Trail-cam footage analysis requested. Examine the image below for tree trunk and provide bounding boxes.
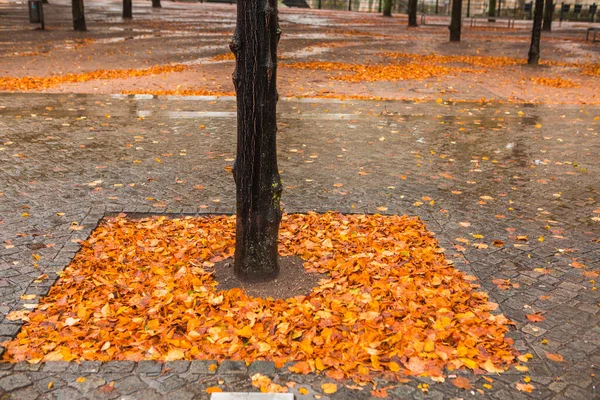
[72,0,86,31]
[449,0,462,41]
[542,0,552,31]
[231,0,282,282]
[528,0,544,64]
[152,0,161,8]
[408,0,418,26]
[383,0,392,16]
[122,0,132,19]
[488,0,496,20]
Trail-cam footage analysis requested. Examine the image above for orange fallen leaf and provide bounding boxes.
[451,376,472,390]
[206,386,222,394]
[515,382,534,392]
[546,353,564,362]
[526,313,545,322]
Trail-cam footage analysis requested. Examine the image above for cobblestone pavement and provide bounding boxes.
[0,93,599,399]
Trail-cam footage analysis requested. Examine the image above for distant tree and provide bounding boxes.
[152,0,161,8]
[230,0,283,282]
[542,0,553,31]
[488,0,496,20]
[72,0,86,31]
[123,0,132,19]
[383,0,392,16]
[528,0,544,64]
[408,0,418,26]
[449,0,462,41]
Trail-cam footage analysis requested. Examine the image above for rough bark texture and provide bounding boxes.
[488,0,496,20]
[72,0,86,31]
[152,0,161,8]
[408,0,418,26]
[383,0,392,16]
[542,0,553,31]
[231,0,282,282]
[528,0,544,64]
[449,0,462,41]
[123,0,132,19]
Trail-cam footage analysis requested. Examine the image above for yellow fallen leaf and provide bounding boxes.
[322,383,337,394]
[76,377,86,383]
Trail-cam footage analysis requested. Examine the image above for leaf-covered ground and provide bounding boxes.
[4,213,517,382]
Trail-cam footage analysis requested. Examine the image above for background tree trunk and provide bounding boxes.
[488,0,496,20]
[383,0,392,16]
[72,0,86,31]
[528,0,544,64]
[122,0,132,19]
[231,0,282,282]
[408,0,418,26]
[542,0,552,31]
[449,0,462,41]
[152,0,161,8]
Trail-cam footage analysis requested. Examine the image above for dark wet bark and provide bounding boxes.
[231,0,282,282]
[408,0,418,26]
[488,0,496,20]
[449,0,462,41]
[72,0,86,31]
[122,0,132,19]
[383,0,392,16]
[528,0,544,64]
[152,0,161,8]
[542,0,552,31]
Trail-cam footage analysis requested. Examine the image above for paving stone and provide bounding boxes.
[188,360,218,375]
[548,380,568,392]
[164,360,191,374]
[99,361,135,374]
[68,361,102,374]
[13,363,41,372]
[114,375,147,395]
[7,385,40,400]
[121,388,163,400]
[41,362,70,373]
[0,372,32,391]
[211,394,293,400]
[70,376,106,393]
[50,386,85,400]
[164,387,196,400]
[0,324,20,337]
[136,361,163,376]
[248,361,276,376]
[33,376,67,393]
[563,385,592,399]
[218,361,248,375]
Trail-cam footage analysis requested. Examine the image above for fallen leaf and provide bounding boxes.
[545,353,564,362]
[321,383,337,394]
[451,376,472,390]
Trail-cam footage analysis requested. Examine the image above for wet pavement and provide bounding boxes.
[0,93,598,398]
[1,0,599,104]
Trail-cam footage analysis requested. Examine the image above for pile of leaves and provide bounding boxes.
[582,63,600,77]
[213,53,236,61]
[380,52,579,69]
[0,64,188,91]
[529,77,580,88]
[282,61,477,82]
[381,52,524,68]
[4,213,517,382]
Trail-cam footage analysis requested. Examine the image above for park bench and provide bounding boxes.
[586,27,598,42]
[469,15,516,28]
